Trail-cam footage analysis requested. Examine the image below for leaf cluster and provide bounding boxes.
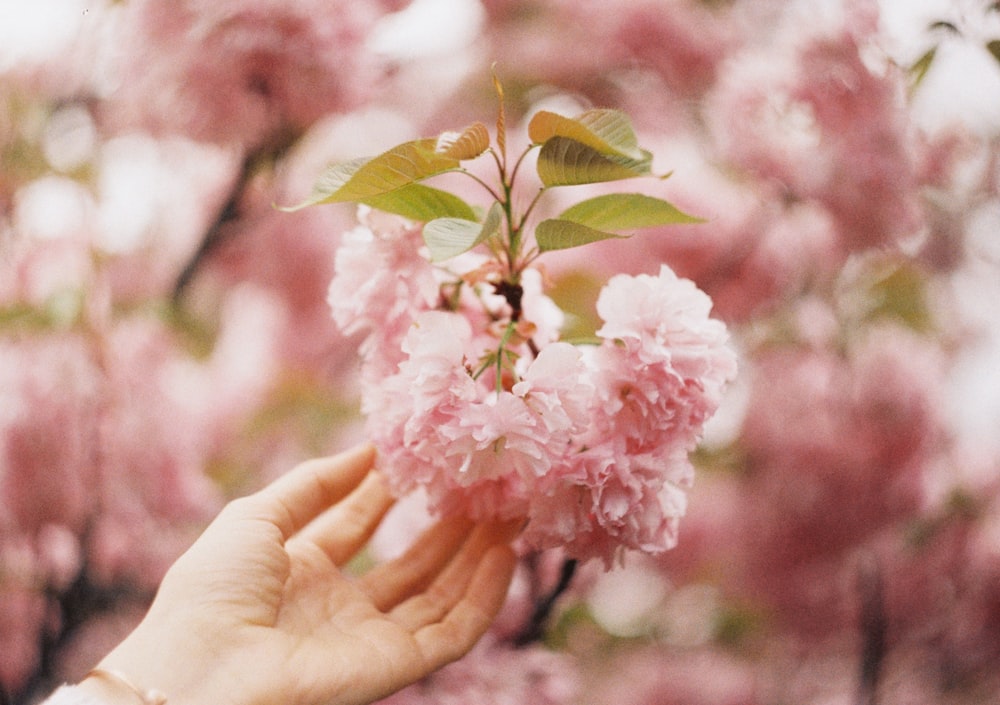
[284,77,701,265]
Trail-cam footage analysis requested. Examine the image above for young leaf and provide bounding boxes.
[910,46,936,88]
[279,157,369,211]
[528,109,644,161]
[535,218,627,252]
[988,39,1000,66]
[492,65,507,164]
[423,201,504,262]
[557,193,703,230]
[436,122,491,160]
[536,137,652,187]
[283,139,460,211]
[363,183,477,222]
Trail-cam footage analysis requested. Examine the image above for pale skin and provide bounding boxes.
[76,444,519,705]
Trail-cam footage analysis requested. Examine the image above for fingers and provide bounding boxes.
[291,470,396,565]
[358,513,476,610]
[251,443,377,541]
[413,542,517,669]
[387,519,521,632]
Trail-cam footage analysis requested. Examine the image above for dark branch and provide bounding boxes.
[170,155,256,305]
[513,557,578,647]
[171,129,300,305]
[856,556,887,705]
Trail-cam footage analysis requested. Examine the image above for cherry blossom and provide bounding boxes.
[103,0,403,150]
[3,0,1000,703]
[335,233,738,564]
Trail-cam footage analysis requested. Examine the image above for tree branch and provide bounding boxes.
[856,555,887,705]
[513,557,578,647]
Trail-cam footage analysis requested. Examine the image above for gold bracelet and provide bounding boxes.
[84,669,167,705]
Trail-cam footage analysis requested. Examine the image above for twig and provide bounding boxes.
[513,557,578,647]
[856,555,887,705]
[171,129,299,304]
[170,154,256,304]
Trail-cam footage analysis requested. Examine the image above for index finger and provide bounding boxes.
[252,443,377,541]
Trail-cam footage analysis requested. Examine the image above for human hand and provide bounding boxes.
[79,444,519,705]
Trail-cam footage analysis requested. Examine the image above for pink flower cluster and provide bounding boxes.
[103,0,403,149]
[707,11,922,253]
[329,212,737,566]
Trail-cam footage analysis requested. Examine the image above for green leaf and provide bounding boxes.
[335,139,460,199]
[423,201,504,262]
[987,39,1000,66]
[362,183,476,221]
[861,259,933,332]
[435,122,491,160]
[536,137,652,187]
[280,157,368,211]
[528,109,644,161]
[910,46,936,88]
[281,139,460,211]
[558,193,703,229]
[535,218,627,252]
[547,271,604,341]
[928,20,958,33]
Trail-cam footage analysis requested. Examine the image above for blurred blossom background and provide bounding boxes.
[2,0,1000,703]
